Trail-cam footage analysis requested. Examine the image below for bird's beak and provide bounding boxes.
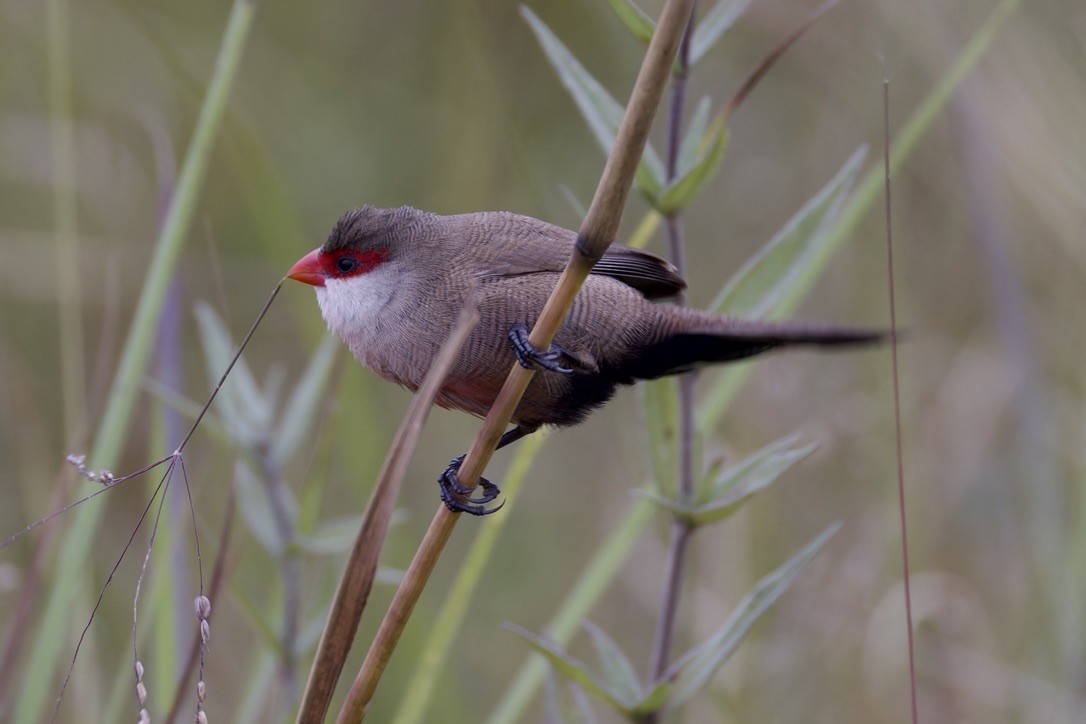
[288,247,326,287]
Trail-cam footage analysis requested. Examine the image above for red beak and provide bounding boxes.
[288,247,326,287]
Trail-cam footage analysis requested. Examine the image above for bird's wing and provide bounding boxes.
[466,213,686,300]
[590,244,687,299]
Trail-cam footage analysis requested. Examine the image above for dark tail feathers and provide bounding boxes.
[622,319,886,380]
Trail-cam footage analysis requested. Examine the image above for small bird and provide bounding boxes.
[289,206,881,514]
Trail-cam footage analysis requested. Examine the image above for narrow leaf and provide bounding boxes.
[666,523,842,707]
[631,681,671,715]
[505,624,632,711]
[521,6,666,197]
[606,0,656,45]
[272,332,338,465]
[568,685,603,724]
[639,378,680,494]
[631,489,696,519]
[710,146,867,318]
[583,622,644,706]
[234,460,294,556]
[297,513,406,555]
[656,121,729,214]
[195,301,271,439]
[706,434,817,498]
[677,96,712,177]
[635,429,814,527]
[690,0,754,65]
[143,379,229,442]
[696,149,866,429]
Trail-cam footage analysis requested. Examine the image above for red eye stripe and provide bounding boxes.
[323,247,390,278]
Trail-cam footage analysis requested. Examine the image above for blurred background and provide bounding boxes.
[1,0,1083,722]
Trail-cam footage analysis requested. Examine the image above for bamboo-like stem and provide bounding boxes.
[14,2,260,720]
[294,305,479,724]
[335,2,697,720]
[647,6,697,709]
[391,431,548,724]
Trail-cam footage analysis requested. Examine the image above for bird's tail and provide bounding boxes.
[622,309,886,380]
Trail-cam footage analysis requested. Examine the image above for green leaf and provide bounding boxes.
[642,433,812,526]
[710,146,867,319]
[143,379,229,442]
[666,523,841,707]
[296,512,406,555]
[632,680,672,716]
[690,0,753,65]
[195,301,272,442]
[582,622,644,707]
[631,490,695,519]
[567,685,603,724]
[677,96,711,177]
[521,6,665,198]
[505,624,632,711]
[272,332,338,465]
[656,120,729,214]
[696,147,867,430]
[709,433,816,500]
[686,437,817,525]
[639,378,680,494]
[606,0,655,45]
[234,459,297,556]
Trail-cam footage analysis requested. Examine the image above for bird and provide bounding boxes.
[288,205,882,514]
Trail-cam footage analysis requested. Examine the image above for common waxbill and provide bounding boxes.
[288,205,881,514]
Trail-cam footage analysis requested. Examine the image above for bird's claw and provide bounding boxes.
[509,323,573,374]
[438,455,505,516]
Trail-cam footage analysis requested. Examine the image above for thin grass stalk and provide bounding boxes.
[163,488,237,724]
[15,2,260,719]
[336,2,696,720]
[695,0,1022,433]
[295,304,480,724]
[647,10,697,701]
[390,432,548,724]
[883,80,919,724]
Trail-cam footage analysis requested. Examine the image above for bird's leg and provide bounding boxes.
[438,424,540,516]
[508,323,574,374]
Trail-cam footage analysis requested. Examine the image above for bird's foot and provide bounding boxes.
[509,323,573,374]
[438,454,505,516]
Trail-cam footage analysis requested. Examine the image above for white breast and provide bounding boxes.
[315,264,403,372]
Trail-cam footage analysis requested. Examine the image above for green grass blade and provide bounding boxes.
[15,2,260,720]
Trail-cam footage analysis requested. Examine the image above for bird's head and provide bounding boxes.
[287,206,413,288]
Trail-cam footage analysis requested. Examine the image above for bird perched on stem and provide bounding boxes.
[288,206,881,514]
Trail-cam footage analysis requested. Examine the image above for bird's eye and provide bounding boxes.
[335,256,357,274]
